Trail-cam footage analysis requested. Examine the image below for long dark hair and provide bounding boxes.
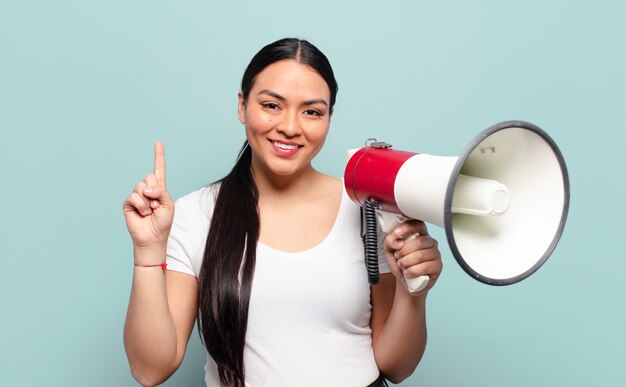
[197,38,338,387]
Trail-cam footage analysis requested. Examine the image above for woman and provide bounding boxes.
[123,38,442,387]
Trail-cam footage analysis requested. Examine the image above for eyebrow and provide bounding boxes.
[257,89,328,107]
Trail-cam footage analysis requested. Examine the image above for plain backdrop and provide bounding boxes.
[1,1,624,386]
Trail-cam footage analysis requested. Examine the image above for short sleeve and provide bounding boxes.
[166,198,196,276]
[166,185,216,277]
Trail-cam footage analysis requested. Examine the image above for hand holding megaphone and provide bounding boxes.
[378,212,431,293]
[346,121,570,288]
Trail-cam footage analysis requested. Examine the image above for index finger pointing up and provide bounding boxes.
[154,141,166,185]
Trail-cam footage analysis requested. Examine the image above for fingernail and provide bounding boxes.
[394,227,403,236]
[144,187,153,194]
[394,251,401,259]
[151,200,159,208]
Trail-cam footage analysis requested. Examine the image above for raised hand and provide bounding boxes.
[123,141,175,257]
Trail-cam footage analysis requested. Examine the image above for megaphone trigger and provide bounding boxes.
[376,210,430,293]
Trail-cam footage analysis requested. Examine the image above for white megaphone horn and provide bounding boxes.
[344,121,570,292]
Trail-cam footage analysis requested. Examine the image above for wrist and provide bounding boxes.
[134,262,168,271]
[396,277,428,304]
[133,243,167,266]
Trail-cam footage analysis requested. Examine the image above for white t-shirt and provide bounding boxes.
[166,183,390,387]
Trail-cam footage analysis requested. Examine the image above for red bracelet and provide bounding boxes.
[134,262,167,271]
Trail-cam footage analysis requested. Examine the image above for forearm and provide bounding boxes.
[124,246,179,385]
[373,279,428,383]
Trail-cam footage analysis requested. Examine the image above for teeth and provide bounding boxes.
[273,141,299,150]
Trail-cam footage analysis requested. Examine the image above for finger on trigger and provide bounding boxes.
[384,233,403,253]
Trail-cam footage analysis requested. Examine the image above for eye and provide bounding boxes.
[304,108,322,117]
[262,102,280,110]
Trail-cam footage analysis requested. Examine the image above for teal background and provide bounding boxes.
[1,0,624,386]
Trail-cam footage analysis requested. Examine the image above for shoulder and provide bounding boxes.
[171,183,222,235]
[174,183,220,218]
[313,174,343,201]
[167,183,220,276]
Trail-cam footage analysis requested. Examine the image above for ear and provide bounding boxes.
[237,91,246,124]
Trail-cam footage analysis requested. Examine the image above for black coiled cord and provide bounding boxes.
[362,199,380,285]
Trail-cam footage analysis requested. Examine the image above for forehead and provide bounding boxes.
[251,60,330,100]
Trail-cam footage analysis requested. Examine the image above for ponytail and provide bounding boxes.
[197,141,258,387]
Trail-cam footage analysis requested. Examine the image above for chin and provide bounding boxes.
[267,160,310,177]
[252,152,313,179]
[270,167,302,177]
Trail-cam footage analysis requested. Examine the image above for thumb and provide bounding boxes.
[142,184,173,206]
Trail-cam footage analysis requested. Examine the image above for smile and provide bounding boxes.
[272,141,300,150]
[269,140,303,156]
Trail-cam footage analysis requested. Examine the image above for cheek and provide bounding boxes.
[245,114,270,135]
[252,110,276,127]
[311,122,330,143]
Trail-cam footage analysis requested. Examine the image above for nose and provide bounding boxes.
[277,110,301,138]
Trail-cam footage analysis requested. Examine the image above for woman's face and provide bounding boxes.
[238,59,332,179]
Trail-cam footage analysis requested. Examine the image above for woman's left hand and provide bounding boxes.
[384,220,443,296]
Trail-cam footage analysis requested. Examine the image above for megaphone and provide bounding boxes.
[344,120,569,292]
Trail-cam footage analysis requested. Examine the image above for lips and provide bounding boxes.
[269,139,302,156]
